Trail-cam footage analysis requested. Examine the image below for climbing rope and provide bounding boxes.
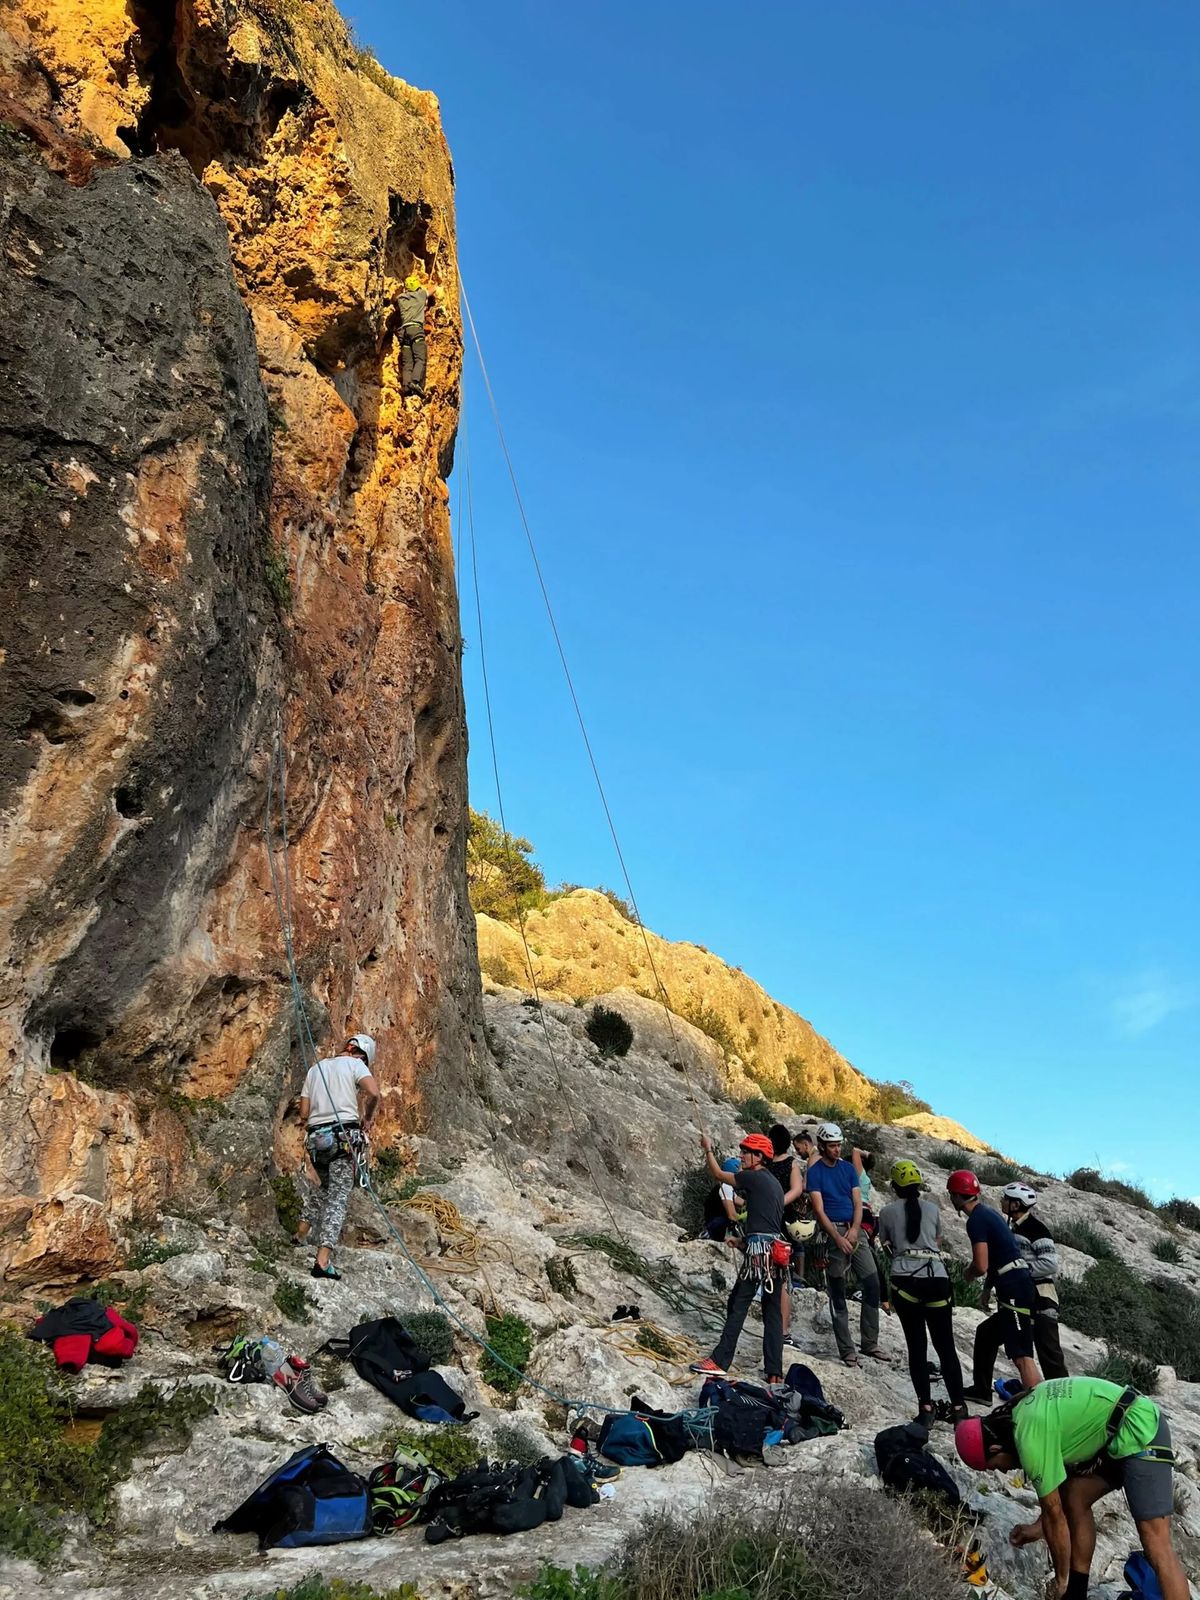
[458,274,703,1112]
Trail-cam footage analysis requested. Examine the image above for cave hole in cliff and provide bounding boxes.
[49,1023,104,1072]
[113,783,145,819]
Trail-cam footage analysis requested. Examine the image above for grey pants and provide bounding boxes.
[301,1152,354,1251]
[824,1226,881,1358]
[401,326,427,393]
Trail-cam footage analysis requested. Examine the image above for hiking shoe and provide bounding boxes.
[287,1356,327,1405]
[689,1358,726,1376]
[278,1366,325,1414]
[961,1385,994,1406]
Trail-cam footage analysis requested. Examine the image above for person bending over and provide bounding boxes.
[955,1376,1188,1600]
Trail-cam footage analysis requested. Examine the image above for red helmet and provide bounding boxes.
[947,1169,981,1199]
[955,1416,988,1470]
[739,1134,774,1159]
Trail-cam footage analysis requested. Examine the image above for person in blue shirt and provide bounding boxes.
[947,1168,1043,1398]
[807,1122,889,1367]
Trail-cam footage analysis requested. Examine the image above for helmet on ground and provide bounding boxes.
[947,1169,981,1199]
[955,1416,988,1471]
[1002,1182,1038,1210]
[890,1158,923,1189]
[721,1157,741,1175]
[739,1133,775,1159]
[816,1122,843,1143]
[346,1033,377,1068]
[404,273,421,290]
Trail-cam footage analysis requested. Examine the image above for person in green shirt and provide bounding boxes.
[955,1376,1187,1599]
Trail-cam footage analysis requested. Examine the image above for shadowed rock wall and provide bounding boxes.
[0,0,484,1282]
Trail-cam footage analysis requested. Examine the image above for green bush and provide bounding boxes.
[273,1278,314,1324]
[273,1173,302,1234]
[586,1005,634,1058]
[0,1334,215,1562]
[735,1095,774,1134]
[680,1002,738,1060]
[1059,1258,1200,1381]
[673,1164,716,1236]
[612,1480,960,1600]
[973,1158,1023,1186]
[466,809,547,920]
[1152,1238,1183,1266]
[384,1425,481,1481]
[870,1079,932,1123]
[944,1256,983,1309]
[482,1313,533,1395]
[253,1575,423,1600]
[927,1145,972,1171]
[396,1309,455,1365]
[597,886,639,924]
[1054,1220,1117,1260]
[1088,1350,1160,1394]
[1066,1167,1154,1211]
[546,1253,579,1298]
[1159,1197,1200,1232]
[521,1568,622,1600]
[124,1237,187,1271]
[490,1421,546,1468]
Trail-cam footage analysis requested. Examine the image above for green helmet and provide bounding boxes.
[405,273,421,291]
[890,1158,923,1189]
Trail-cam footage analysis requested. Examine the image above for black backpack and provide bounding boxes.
[874,1421,961,1507]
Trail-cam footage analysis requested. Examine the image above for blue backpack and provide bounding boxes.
[214,1444,371,1550]
[596,1412,662,1466]
[1122,1550,1163,1599]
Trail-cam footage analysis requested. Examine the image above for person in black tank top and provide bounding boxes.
[767,1125,805,1346]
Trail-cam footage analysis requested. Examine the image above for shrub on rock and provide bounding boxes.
[586,1005,634,1058]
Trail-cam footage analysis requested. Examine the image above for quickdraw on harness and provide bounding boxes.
[305,1122,371,1186]
[742,1234,786,1291]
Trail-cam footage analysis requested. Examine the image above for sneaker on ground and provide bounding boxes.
[781,1335,801,1348]
[581,1457,621,1483]
[689,1357,726,1376]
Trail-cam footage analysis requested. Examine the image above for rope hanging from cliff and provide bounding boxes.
[462,394,632,1249]
[458,275,701,1112]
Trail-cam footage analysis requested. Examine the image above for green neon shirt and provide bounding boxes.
[1013,1377,1160,1499]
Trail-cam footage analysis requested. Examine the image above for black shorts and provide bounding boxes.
[994,1270,1036,1361]
[1094,1415,1175,1522]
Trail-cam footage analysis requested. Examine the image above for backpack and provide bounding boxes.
[597,1412,662,1466]
[368,1449,444,1534]
[327,1318,477,1424]
[214,1444,371,1550]
[873,1422,961,1508]
[784,1362,826,1402]
[1122,1550,1164,1600]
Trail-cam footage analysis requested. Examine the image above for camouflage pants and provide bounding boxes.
[301,1152,354,1251]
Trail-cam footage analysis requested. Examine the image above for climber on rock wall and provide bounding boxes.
[973,1182,1069,1393]
[949,1169,1044,1398]
[956,1377,1190,1600]
[398,272,435,398]
[295,1033,381,1280]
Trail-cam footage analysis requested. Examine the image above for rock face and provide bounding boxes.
[0,0,482,1282]
[478,889,879,1110]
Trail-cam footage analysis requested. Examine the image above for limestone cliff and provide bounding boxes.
[476,889,879,1111]
[0,0,483,1283]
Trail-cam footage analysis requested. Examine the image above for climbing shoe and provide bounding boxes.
[311,1262,342,1281]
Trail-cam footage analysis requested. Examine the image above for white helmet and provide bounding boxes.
[816,1122,843,1143]
[1002,1182,1038,1210]
[346,1032,377,1069]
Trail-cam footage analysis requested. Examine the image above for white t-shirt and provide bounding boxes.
[303,1054,370,1127]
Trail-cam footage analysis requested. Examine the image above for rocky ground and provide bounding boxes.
[4,990,1199,1599]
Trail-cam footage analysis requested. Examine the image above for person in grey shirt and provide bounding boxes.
[877,1158,967,1424]
[397,273,436,398]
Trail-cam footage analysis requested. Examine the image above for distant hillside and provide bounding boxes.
[477,888,922,1120]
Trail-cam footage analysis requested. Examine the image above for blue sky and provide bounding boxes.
[353,2,1200,1199]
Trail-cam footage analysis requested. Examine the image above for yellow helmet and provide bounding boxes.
[404,274,421,291]
[890,1158,923,1189]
